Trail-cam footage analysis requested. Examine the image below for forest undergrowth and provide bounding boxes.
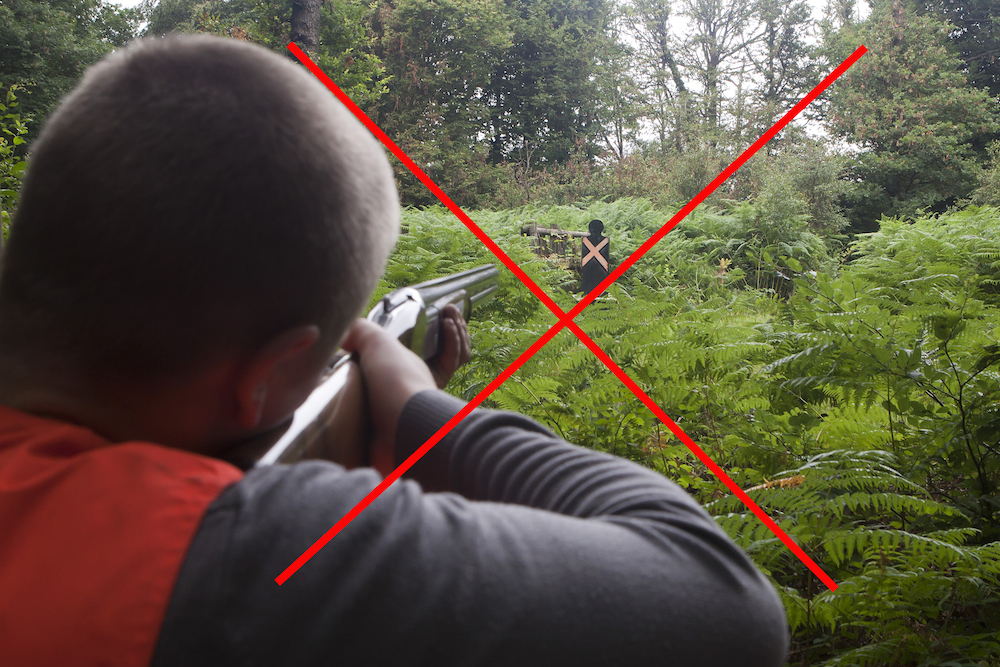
[373,198,1000,666]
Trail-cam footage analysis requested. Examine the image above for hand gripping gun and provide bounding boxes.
[225,264,499,470]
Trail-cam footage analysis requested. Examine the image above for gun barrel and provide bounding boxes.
[245,264,500,469]
[409,265,500,309]
[368,264,499,360]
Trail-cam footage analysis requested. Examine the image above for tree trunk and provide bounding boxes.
[706,55,719,140]
[291,0,321,55]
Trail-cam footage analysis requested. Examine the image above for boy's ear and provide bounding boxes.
[233,325,322,430]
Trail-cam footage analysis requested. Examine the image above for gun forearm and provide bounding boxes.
[245,264,497,469]
[368,264,498,360]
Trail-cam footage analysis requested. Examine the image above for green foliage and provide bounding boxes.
[973,140,1000,208]
[484,0,611,166]
[387,199,1000,665]
[592,12,645,161]
[370,0,615,207]
[485,152,687,210]
[0,86,28,247]
[6,0,997,247]
[917,0,1000,98]
[826,0,1000,230]
[759,210,1000,537]
[0,0,142,144]
[847,207,1000,306]
[368,0,512,207]
[370,0,512,138]
[750,0,819,132]
[636,199,835,299]
[710,449,1000,665]
[145,0,387,107]
[748,144,853,235]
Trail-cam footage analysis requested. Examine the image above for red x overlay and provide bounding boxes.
[277,42,868,591]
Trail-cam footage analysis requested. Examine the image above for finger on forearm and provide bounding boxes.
[460,317,471,364]
[339,319,378,355]
[432,323,450,389]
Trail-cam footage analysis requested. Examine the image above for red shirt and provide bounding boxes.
[0,404,242,666]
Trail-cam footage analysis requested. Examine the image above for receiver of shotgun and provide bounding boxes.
[241,264,499,469]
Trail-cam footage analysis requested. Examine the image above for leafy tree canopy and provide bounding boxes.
[484,0,612,165]
[145,0,387,108]
[0,0,142,144]
[827,0,1000,230]
[918,0,1000,97]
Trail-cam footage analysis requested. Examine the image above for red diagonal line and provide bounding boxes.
[287,44,564,323]
[278,43,865,588]
[276,323,563,585]
[560,318,839,591]
[566,44,868,317]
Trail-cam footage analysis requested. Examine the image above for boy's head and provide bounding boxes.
[0,35,399,386]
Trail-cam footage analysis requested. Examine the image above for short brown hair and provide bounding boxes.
[0,35,399,380]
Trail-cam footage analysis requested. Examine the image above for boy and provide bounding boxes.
[0,35,788,666]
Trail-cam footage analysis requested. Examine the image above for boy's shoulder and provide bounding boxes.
[0,403,243,667]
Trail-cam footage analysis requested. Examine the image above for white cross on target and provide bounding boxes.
[582,237,609,270]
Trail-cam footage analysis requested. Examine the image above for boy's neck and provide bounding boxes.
[0,359,238,455]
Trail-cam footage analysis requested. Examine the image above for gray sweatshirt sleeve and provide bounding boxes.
[152,390,789,667]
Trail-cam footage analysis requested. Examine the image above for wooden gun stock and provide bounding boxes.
[223,265,499,471]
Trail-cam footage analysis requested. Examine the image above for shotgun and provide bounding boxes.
[224,264,499,470]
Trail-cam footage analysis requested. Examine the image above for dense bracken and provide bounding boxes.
[375,200,1000,666]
